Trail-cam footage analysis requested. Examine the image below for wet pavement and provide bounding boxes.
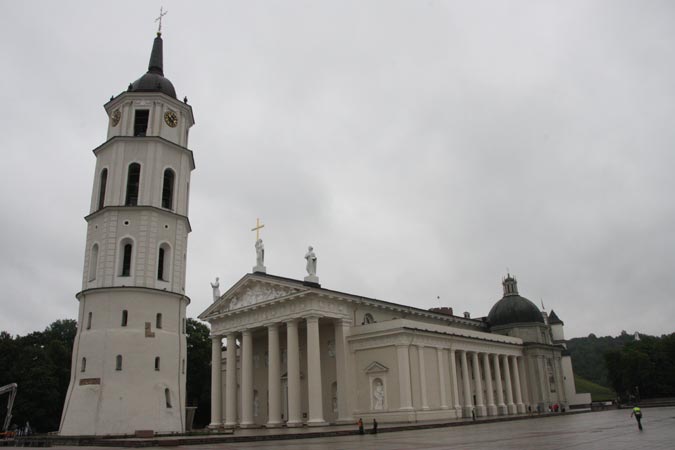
[72,406,675,449]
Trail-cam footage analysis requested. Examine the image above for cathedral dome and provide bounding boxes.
[128,33,176,99]
[487,275,544,327]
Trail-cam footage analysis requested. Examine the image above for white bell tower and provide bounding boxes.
[60,30,195,436]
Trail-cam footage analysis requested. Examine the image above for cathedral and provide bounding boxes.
[59,29,589,436]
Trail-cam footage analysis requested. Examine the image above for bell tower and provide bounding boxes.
[60,30,195,436]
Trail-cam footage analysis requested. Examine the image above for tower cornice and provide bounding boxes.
[92,135,196,171]
[76,286,191,305]
[84,205,192,233]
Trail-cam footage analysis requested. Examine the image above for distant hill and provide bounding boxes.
[566,331,637,387]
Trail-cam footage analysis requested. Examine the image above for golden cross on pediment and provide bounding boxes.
[251,218,265,240]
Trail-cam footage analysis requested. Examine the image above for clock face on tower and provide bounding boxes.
[164,110,178,128]
[110,109,121,127]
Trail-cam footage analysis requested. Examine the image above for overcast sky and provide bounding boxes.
[1,1,673,339]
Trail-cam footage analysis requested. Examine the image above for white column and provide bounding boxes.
[471,352,486,417]
[285,320,302,427]
[502,354,516,414]
[418,346,429,410]
[266,323,282,427]
[518,356,530,410]
[460,350,473,417]
[224,332,238,427]
[306,316,327,426]
[240,330,254,427]
[436,348,449,409]
[396,344,413,410]
[334,319,352,423]
[482,353,496,416]
[511,356,525,413]
[208,336,223,428]
[493,353,506,415]
[449,349,461,411]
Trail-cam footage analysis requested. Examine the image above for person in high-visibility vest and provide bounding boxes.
[630,405,643,430]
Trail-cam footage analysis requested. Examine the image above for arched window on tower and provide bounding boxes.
[164,388,172,408]
[81,357,87,373]
[155,356,160,371]
[121,310,128,327]
[86,312,92,330]
[156,313,163,329]
[157,243,171,281]
[120,240,133,277]
[98,168,108,210]
[116,355,123,371]
[88,243,99,281]
[125,163,141,206]
[161,169,175,210]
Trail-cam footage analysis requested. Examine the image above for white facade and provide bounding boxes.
[59,33,195,436]
[200,273,590,428]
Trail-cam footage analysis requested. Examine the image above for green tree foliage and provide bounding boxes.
[605,333,675,400]
[185,318,211,428]
[566,332,635,387]
[0,320,77,433]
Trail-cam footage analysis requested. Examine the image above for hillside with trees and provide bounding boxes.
[568,331,675,401]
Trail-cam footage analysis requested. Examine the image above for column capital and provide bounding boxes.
[241,329,252,337]
[263,322,280,330]
[304,315,321,323]
[284,318,299,326]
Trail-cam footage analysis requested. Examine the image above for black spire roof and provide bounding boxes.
[128,33,176,98]
[548,310,564,325]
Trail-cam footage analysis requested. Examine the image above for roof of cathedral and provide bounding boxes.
[128,32,177,98]
[487,275,545,327]
[548,309,564,325]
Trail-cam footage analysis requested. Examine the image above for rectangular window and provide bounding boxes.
[134,109,149,136]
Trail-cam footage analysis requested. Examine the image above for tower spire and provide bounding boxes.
[147,32,164,76]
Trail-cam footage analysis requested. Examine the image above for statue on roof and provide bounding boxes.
[210,277,221,302]
[305,246,317,276]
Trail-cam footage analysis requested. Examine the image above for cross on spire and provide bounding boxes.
[251,218,265,240]
[155,7,168,34]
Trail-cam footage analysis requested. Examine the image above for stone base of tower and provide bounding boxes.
[60,288,188,436]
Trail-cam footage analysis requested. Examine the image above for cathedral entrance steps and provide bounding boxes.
[39,410,590,447]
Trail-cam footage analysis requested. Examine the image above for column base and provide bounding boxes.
[487,404,498,416]
[475,405,487,417]
[336,418,354,424]
[516,403,526,414]
[507,404,517,415]
[462,406,474,418]
[224,422,237,429]
[265,421,283,428]
[208,422,223,430]
[497,404,508,415]
[286,420,304,428]
[239,422,257,429]
[307,420,329,427]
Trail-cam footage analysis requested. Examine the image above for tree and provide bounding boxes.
[0,320,77,433]
[185,318,211,428]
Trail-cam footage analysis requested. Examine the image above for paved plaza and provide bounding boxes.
[72,407,674,450]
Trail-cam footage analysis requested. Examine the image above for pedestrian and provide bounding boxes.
[372,418,378,434]
[630,405,643,431]
[358,418,364,435]
[471,407,476,421]
[527,405,532,415]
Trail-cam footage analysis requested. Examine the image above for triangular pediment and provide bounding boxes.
[199,274,307,319]
[364,361,389,374]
